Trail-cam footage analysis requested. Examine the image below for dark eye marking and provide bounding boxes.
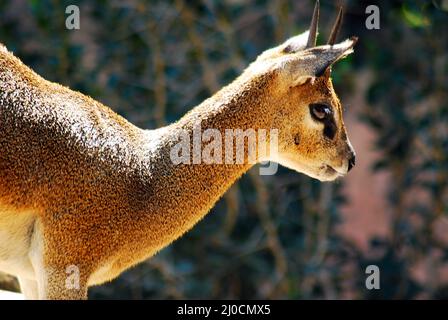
[323,121,337,140]
[309,103,337,140]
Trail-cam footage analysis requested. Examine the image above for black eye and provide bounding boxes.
[310,103,332,121]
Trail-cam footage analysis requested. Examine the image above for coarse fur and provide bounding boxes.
[0,22,357,298]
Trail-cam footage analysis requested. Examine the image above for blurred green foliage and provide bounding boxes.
[0,0,447,299]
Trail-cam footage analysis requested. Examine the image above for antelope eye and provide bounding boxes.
[310,103,332,121]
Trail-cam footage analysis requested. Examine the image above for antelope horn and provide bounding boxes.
[306,0,320,48]
[327,6,343,45]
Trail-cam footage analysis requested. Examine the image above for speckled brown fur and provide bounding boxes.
[0,30,356,299]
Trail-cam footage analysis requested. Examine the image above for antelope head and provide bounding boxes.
[248,2,357,181]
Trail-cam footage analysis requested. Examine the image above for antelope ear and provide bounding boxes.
[256,30,311,62]
[286,37,358,87]
[281,31,311,54]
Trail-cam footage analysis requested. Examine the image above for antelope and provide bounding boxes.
[0,2,357,299]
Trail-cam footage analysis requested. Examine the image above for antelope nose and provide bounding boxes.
[347,153,356,172]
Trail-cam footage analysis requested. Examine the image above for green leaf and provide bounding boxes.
[401,5,431,28]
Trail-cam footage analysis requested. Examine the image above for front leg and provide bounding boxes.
[29,219,90,300]
[35,265,89,300]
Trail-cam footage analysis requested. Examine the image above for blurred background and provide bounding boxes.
[0,0,447,299]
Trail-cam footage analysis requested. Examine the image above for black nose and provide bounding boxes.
[348,153,356,172]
